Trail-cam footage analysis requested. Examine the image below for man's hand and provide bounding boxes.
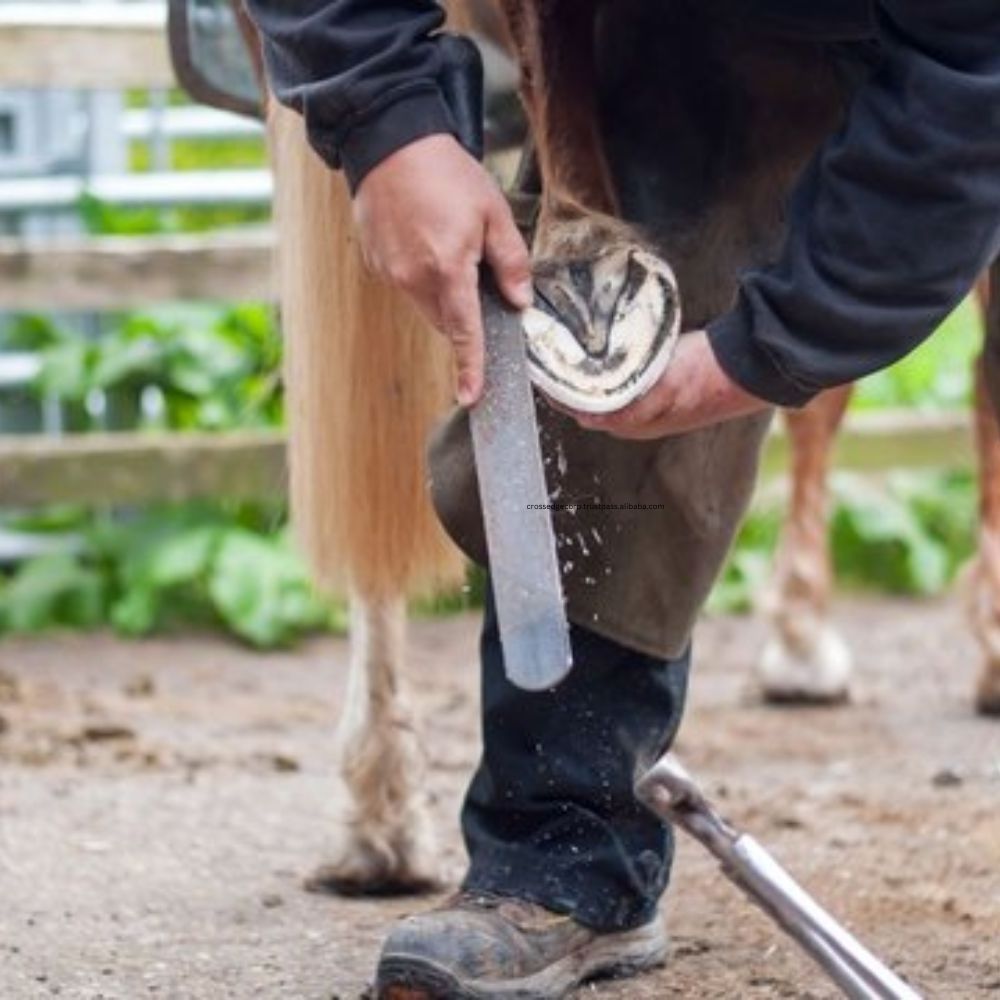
[353,134,533,406]
[571,331,770,439]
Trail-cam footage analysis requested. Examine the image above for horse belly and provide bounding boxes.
[595,1,856,326]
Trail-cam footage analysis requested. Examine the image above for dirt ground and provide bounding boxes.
[1,598,998,1000]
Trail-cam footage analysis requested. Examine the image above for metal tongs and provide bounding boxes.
[635,755,923,1000]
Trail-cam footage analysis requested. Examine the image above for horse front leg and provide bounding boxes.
[757,387,854,704]
[965,266,1000,716]
[306,594,441,895]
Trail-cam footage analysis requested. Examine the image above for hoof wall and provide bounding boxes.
[526,246,680,414]
[975,672,1000,717]
[304,862,441,899]
[756,627,853,707]
[762,686,850,708]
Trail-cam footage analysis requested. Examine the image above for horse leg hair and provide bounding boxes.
[267,98,460,894]
[757,388,855,704]
[306,596,441,894]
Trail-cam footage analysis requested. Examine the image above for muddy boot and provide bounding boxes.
[375,891,668,999]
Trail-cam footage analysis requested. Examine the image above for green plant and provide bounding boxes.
[3,282,987,642]
[708,293,984,613]
[130,136,267,173]
[830,476,948,594]
[0,503,346,648]
[707,504,783,614]
[851,296,981,412]
[23,303,283,431]
[78,188,269,237]
[830,470,975,593]
[0,314,64,351]
[208,528,335,647]
[0,553,108,632]
[708,469,978,613]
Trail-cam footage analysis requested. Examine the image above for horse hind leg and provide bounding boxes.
[965,265,1000,716]
[306,596,441,896]
[267,101,461,895]
[504,1,854,699]
[757,387,855,704]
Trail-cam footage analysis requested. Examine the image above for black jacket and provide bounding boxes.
[245,0,1000,407]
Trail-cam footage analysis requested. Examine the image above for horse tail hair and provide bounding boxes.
[267,101,464,601]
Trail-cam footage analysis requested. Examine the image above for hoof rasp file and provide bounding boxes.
[470,283,573,691]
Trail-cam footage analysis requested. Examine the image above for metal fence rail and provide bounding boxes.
[121,106,262,141]
[0,170,271,213]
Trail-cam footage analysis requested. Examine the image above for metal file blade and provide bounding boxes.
[471,282,573,691]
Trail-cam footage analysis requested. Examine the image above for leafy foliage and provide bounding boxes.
[208,529,335,646]
[707,295,983,614]
[0,115,288,644]
[78,191,269,236]
[707,469,978,615]
[0,504,345,648]
[1,554,107,632]
[851,297,980,412]
[13,303,283,431]
[1,148,986,648]
[706,504,783,615]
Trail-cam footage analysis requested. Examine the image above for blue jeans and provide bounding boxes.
[461,581,691,932]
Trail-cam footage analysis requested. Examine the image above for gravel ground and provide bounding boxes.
[1,598,998,999]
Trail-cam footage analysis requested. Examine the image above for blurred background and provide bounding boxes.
[0,0,987,650]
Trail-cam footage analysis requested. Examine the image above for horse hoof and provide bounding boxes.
[304,842,443,898]
[756,626,853,706]
[975,668,1000,717]
[524,246,680,414]
[304,862,442,898]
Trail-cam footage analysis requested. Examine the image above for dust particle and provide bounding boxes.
[268,753,301,773]
[77,724,136,743]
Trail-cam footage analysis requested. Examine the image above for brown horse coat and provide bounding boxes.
[431,6,861,657]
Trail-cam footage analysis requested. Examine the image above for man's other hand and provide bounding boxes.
[571,331,770,439]
[353,134,533,406]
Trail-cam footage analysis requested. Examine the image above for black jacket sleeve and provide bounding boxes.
[708,0,1000,406]
[243,0,456,191]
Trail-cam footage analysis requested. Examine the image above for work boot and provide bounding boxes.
[374,891,668,999]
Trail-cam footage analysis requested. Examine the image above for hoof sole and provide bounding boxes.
[527,246,680,414]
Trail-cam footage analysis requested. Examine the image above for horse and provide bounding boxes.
[223,0,999,898]
[757,271,1000,715]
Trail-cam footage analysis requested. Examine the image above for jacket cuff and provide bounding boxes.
[317,86,458,194]
[706,297,820,409]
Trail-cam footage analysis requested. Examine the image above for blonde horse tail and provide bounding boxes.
[267,101,464,601]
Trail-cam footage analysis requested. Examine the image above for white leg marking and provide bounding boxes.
[308,595,441,894]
